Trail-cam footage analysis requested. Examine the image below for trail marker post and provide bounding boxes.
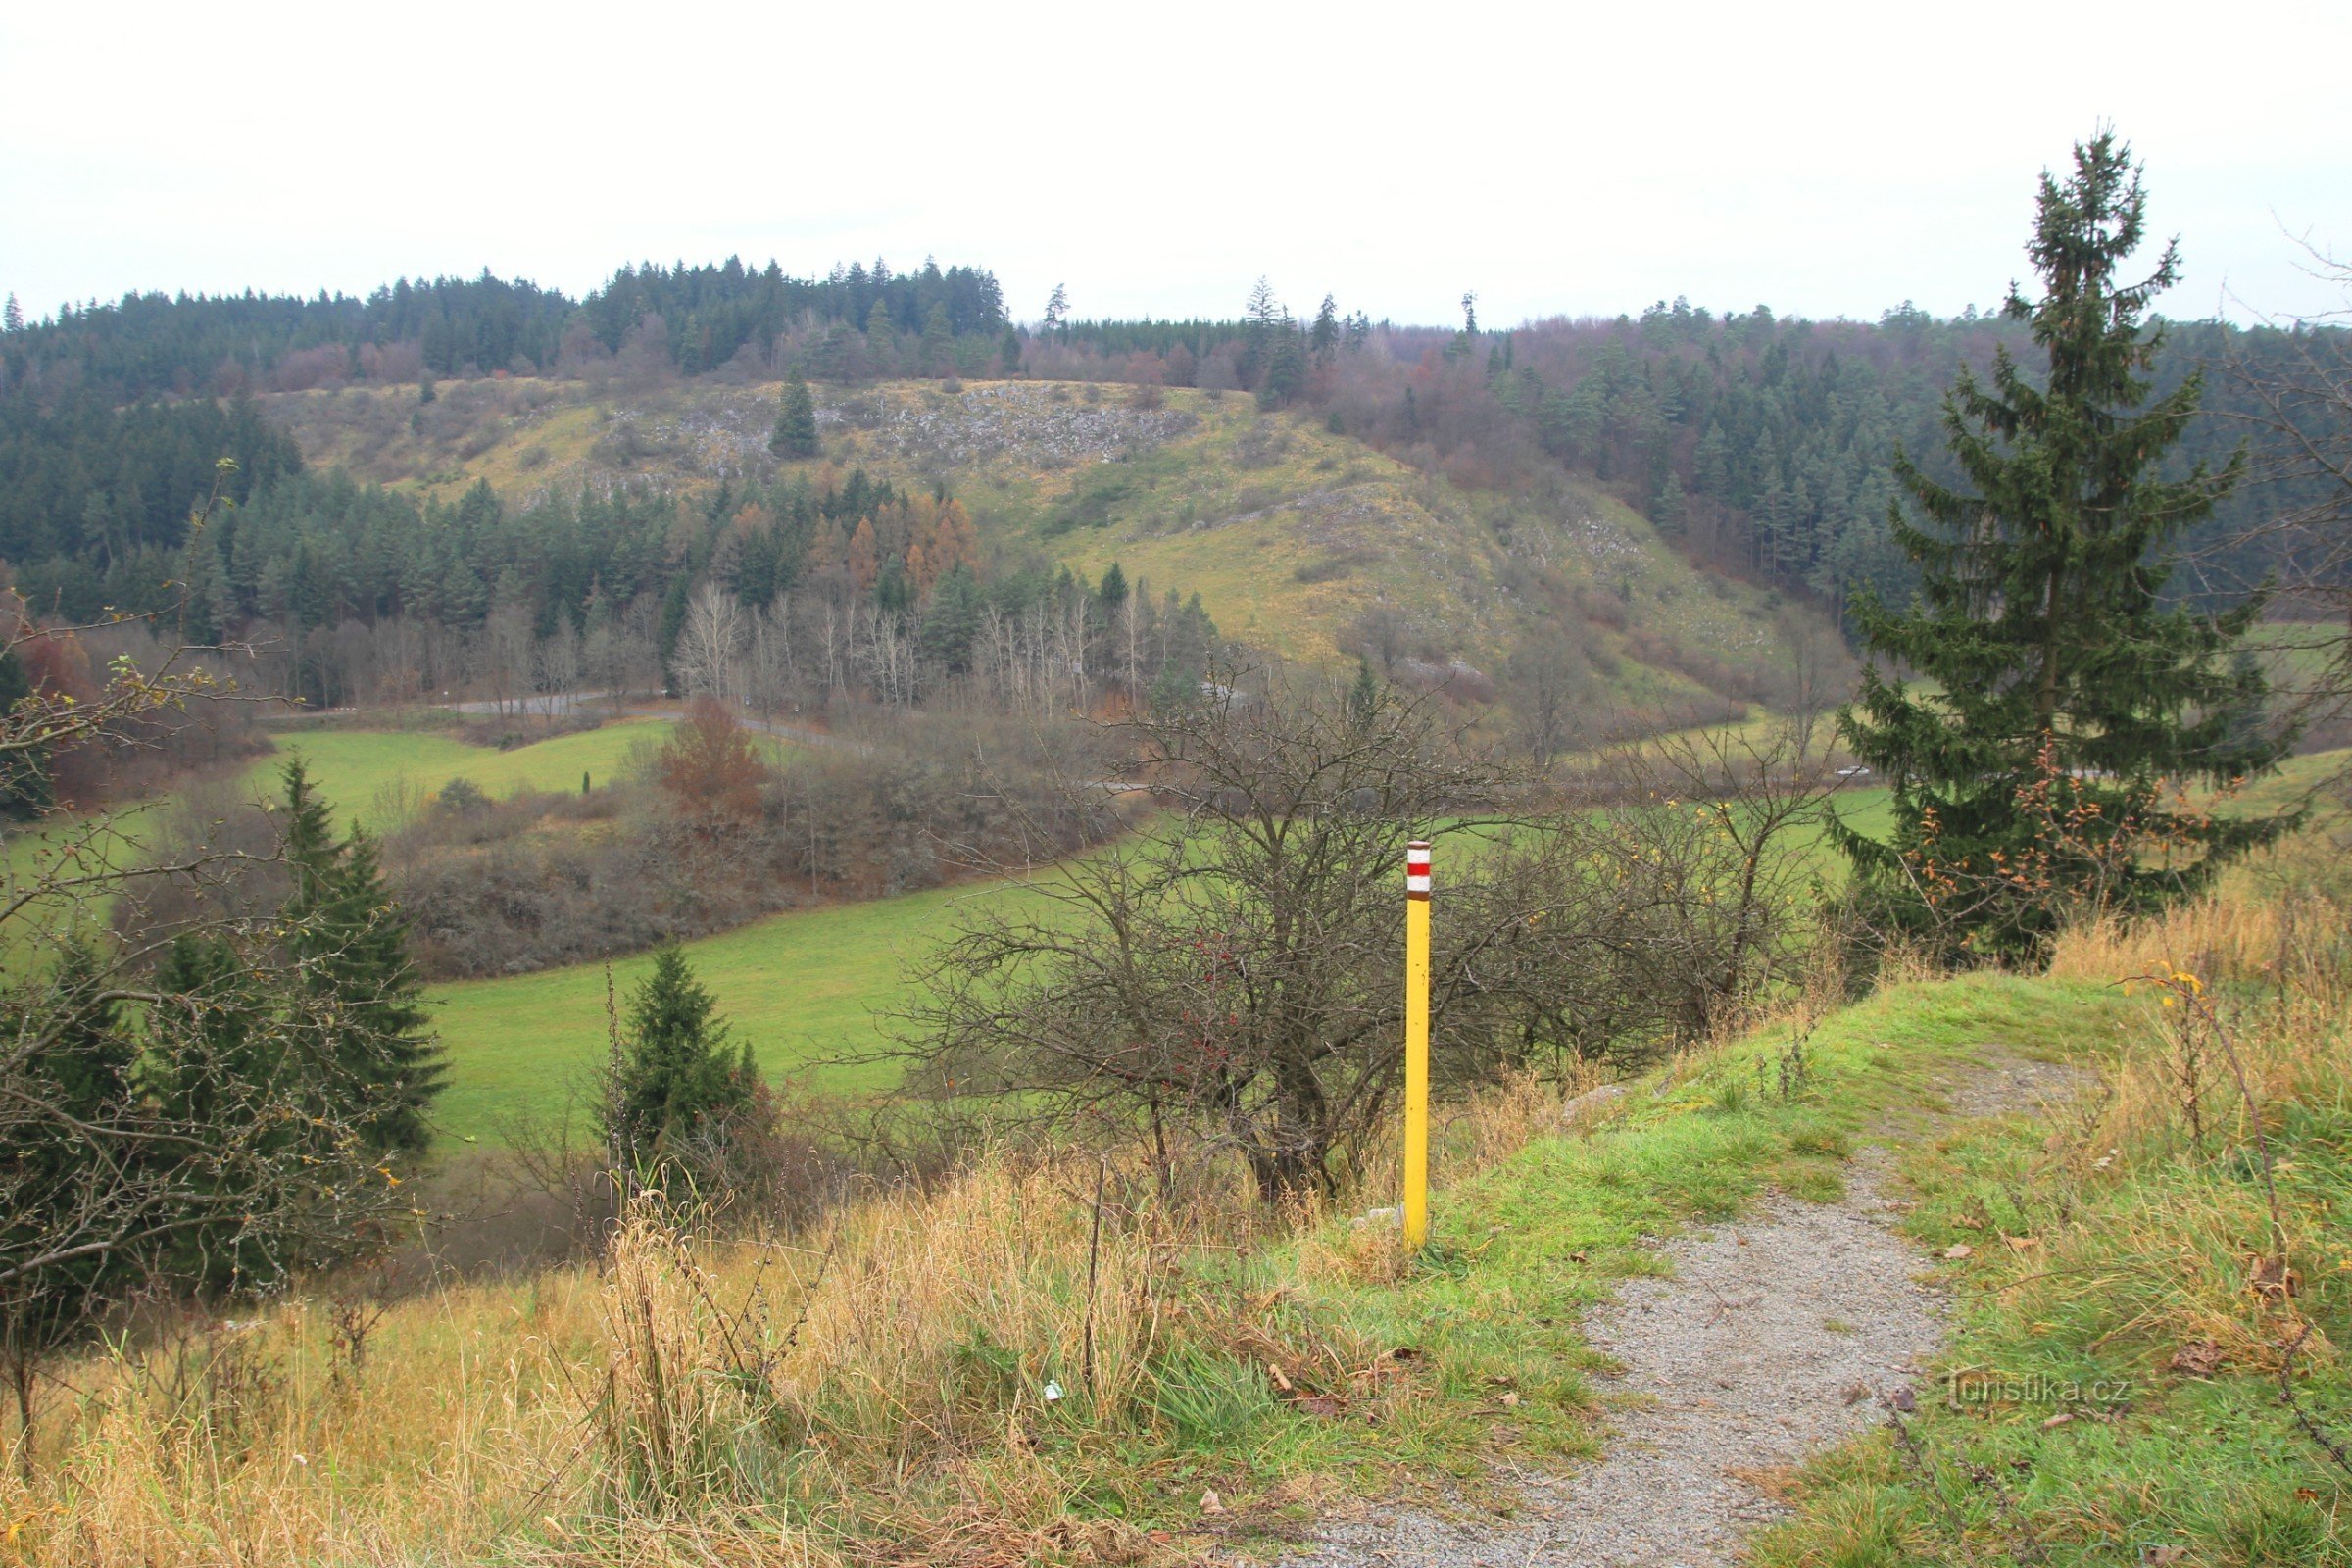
[1402,839,1432,1249]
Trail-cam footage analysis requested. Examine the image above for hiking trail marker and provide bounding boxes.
[1403,839,1431,1249]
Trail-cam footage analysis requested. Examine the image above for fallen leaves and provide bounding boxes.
[2167,1339,2226,1378]
[1943,1243,1975,1260]
[2247,1253,2303,1299]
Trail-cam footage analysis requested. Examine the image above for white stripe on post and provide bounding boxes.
[1406,841,1431,898]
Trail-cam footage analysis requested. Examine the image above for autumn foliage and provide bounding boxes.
[658,699,766,825]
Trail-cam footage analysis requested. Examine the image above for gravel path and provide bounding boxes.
[1290,1049,2088,1568]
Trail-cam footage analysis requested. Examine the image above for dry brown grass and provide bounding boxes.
[1982,847,2352,1380]
[0,1062,1594,1566]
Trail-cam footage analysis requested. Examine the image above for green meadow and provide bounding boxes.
[423,873,1063,1144]
[245,716,722,827]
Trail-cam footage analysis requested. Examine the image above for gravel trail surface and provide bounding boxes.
[1289,1050,2087,1568]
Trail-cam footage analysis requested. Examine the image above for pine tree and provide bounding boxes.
[279,757,444,1153]
[1653,471,1688,539]
[769,378,820,460]
[1000,327,1024,376]
[1446,291,1479,362]
[1309,294,1340,360]
[2,294,22,334]
[1348,658,1380,728]
[1097,561,1128,611]
[1834,133,2287,961]
[918,301,955,378]
[599,945,756,1171]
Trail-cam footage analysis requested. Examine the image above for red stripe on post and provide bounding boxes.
[1406,840,1431,900]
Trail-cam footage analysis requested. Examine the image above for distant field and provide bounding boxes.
[238,715,750,827]
[425,871,1056,1144]
[2,716,701,959]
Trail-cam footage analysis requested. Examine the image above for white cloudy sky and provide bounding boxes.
[4,0,2347,330]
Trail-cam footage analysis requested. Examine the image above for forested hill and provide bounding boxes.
[2,259,2337,635]
[1037,296,2337,612]
[0,256,1009,401]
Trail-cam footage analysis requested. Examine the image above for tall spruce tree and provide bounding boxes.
[279,757,443,1152]
[1834,133,2287,961]
[769,378,820,460]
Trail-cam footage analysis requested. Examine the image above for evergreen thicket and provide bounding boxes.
[1834,134,2290,961]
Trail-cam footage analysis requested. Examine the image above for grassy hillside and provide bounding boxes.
[262,376,1821,711]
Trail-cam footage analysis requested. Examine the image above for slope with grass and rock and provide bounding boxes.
[260,375,1831,719]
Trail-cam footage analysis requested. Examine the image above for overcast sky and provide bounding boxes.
[5,0,2348,331]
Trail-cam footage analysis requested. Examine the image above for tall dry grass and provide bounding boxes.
[2004,839,2352,1380]
[0,1067,1583,1567]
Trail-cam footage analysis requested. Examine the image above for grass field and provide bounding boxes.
[423,871,1059,1143]
[241,716,747,827]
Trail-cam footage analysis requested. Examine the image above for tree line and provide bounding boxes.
[0,255,1009,403]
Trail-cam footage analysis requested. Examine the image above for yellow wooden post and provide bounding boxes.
[1403,840,1432,1249]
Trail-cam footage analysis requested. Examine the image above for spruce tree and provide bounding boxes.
[769,378,820,460]
[918,301,955,377]
[1,945,135,1435]
[0,646,47,819]
[279,757,443,1153]
[599,945,756,1172]
[1309,294,1341,360]
[864,300,897,371]
[1348,658,1381,728]
[1834,133,2287,961]
[143,934,288,1291]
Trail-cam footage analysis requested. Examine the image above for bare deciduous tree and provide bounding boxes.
[671,583,746,703]
[897,674,1831,1201]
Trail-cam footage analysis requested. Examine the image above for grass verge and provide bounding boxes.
[1754,873,2352,1567]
